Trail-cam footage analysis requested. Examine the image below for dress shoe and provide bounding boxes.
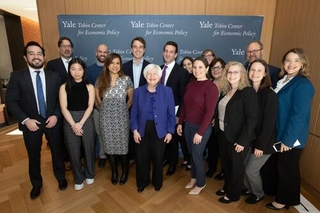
[137,187,144,193]
[266,202,289,210]
[214,172,225,180]
[162,159,170,167]
[185,178,196,189]
[30,186,42,199]
[98,159,107,168]
[206,170,214,178]
[154,186,161,191]
[185,165,191,171]
[241,188,252,196]
[188,184,206,195]
[181,161,188,167]
[119,173,128,185]
[166,165,176,176]
[58,179,68,190]
[215,189,226,196]
[245,195,264,204]
[74,181,85,191]
[218,196,238,204]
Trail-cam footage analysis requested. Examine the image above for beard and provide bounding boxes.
[27,59,44,69]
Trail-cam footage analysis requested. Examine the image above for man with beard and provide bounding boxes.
[6,41,67,199]
[123,37,150,167]
[244,41,280,88]
[47,37,74,83]
[87,44,109,168]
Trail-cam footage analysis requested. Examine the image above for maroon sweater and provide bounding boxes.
[179,80,219,135]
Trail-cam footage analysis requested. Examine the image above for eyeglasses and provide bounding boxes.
[227,71,241,75]
[60,44,72,49]
[246,49,262,55]
[211,66,223,71]
[202,54,213,58]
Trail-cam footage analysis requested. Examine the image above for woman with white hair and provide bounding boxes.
[130,64,176,193]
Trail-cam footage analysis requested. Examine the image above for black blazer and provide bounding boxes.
[217,87,258,147]
[47,58,68,83]
[161,63,190,116]
[123,59,150,87]
[253,88,278,154]
[6,68,62,131]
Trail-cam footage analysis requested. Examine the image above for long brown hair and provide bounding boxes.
[97,53,124,97]
[248,59,272,89]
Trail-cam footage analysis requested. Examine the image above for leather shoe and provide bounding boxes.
[266,202,289,210]
[166,165,176,176]
[214,172,225,180]
[162,159,170,167]
[30,186,42,199]
[245,195,264,204]
[241,188,252,196]
[154,186,161,191]
[98,159,107,168]
[137,187,144,193]
[58,179,68,190]
[218,196,237,204]
[216,189,226,196]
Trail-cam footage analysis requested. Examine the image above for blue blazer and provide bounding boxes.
[276,75,314,148]
[130,84,176,138]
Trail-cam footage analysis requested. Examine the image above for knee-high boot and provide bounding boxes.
[119,154,129,185]
[108,154,118,185]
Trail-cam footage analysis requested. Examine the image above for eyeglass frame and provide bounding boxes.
[245,48,262,55]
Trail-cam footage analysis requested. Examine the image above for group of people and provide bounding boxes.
[6,37,314,212]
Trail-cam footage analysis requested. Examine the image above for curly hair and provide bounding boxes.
[220,61,251,95]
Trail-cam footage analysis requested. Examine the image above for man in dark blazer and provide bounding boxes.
[47,36,74,83]
[123,37,150,165]
[6,41,67,200]
[244,41,280,88]
[160,41,190,176]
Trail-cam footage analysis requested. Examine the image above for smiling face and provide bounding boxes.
[283,52,303,78]
[249,61,266,83]
[146,67,160,86]
[211,61,223,79]
[227,65,242,86]
[24,45,45,69]
[182,58,193,73]
[131,40,145,60]
[96,44,109,63]
[59,39,73,59]
[193,59,208,81]
[246,42,263,63]
[70,63,84,82]
[108,57,121,75]
[163,44,177,64]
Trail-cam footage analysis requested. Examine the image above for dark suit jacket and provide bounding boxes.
[161,63,190,116]
[47,58,68,83]
[253,88,278,154]
[276,75,314,148]
[6,68,62,131]
[217,87,258,147]
[123,59,150,87]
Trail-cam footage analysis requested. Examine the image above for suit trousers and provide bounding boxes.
[163,125,179,166]
[206,127,220,173]
[244,153,271,198]
[93,108,106,159]
[22,117,65,187]
[218,129,248,201]
[136,120,166,188]
[64,111,95,184]
[275,148,301,205]
[184,121,211,187]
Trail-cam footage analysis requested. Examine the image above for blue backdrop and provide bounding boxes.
[58,15,263,66]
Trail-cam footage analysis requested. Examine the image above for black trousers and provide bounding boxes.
[163,124,179,166]
[218,129,248,201]
[135,120,166,188]
[275,148,301,205]
[23,118,65,187]
[206,127,220,173]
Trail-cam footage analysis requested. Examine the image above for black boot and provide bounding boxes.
[119,155,129,185]
[108,155,118,185]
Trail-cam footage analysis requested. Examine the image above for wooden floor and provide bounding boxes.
[0,124,319,213]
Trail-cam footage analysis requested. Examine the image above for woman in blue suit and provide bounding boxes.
[266,48,315,210]
[130,64,176,193]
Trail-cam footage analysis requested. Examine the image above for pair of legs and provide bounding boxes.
[107,154,129,185]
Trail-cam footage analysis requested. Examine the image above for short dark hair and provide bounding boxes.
[247,41,263,50]
[208,57,226,79]
[58,37,74,48]
[201,49,215,58]
[23,41,45,56]
[131,37,146,49]
[163,41,178,53]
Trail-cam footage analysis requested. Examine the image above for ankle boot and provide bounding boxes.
[108,155,118,185]
[119,154,129,185]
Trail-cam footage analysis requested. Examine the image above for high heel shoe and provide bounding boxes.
[188,184,206,195]
[266,202,289,210]
[185,178,196,189]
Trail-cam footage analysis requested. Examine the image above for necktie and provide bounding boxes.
[35,71,46,118]
[160,65,168,85]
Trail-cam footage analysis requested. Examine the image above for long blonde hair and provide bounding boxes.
[220,61,251,95]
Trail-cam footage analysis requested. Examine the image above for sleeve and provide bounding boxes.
[166,87,176,134]
[130,88,139,132]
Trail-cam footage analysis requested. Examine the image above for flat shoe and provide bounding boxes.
[216,189,226,196]
[188,184,206,195]
[266,202,289,210]
[218,196,237,204]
